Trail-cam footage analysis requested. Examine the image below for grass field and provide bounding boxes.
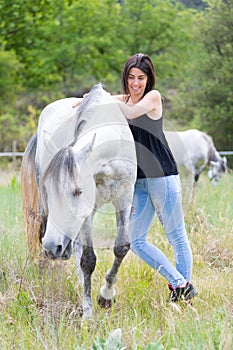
[0,171,232,349]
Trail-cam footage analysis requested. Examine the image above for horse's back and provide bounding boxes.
[180,129,209,163]
[165,131,190,164]
[166,129,209,164]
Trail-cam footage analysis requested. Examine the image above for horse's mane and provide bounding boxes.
[40,147,78,204]
[73,83,107,141]
[201,132,219,163]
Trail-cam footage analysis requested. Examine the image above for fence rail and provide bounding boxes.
[218,151,233,155]
[0,152,25,157]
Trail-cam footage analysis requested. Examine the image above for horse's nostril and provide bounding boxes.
[56,245,63,256]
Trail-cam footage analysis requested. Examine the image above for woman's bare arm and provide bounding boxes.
[113,90,162,120]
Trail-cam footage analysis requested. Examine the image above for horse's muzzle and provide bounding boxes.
[43,239,72,260]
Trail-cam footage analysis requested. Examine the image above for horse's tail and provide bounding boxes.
[21,132,41,256]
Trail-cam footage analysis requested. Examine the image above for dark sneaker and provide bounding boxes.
[169,282,198,302]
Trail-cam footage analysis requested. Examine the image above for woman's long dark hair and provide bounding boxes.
[121,53,156,102]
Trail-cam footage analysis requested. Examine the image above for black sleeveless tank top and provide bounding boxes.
[129,115,178,178]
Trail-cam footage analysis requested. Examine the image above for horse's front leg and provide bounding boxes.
[75,215,96,319]
[81,244,96,319]
[98,206,131,308]
[73,239,83,284]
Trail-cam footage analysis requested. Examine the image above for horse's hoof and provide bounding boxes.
[97,295,116,309]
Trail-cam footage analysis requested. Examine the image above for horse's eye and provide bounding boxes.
[72,188,82,197]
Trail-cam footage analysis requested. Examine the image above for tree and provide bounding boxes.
[0,0,198,152]
[170,0,233,154]
[119,0,195,85]
[0,49,22,106]
[178,0,207,9]
[0,0,195,93]
[196,0,233,147]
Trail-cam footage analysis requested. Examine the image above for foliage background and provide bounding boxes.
[0,0,232,166]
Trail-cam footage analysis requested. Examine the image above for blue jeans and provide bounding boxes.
[129,175,193,289]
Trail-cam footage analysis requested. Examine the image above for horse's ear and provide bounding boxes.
[76,133,96,165]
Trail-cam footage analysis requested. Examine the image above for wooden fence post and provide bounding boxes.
[12,140,17,170]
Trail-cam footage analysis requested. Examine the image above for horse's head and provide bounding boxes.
[208,156,227,183]
[41,138,96,260]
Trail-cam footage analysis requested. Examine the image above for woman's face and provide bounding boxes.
[127,67,148,100]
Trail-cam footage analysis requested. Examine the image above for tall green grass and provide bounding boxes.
[0,173,232,349]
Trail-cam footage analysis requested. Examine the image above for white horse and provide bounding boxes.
[21,83,137,319]
[165,129,227,183]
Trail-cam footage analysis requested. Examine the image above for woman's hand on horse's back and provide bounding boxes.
[72,98,83,108]
[72,93,91,108]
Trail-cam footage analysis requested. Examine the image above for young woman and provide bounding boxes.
[113,53,198,302]
[73,53,198,302]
